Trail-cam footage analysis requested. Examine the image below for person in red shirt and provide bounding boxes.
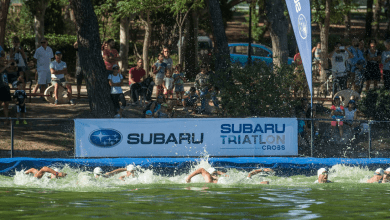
[103,39,120,73]
[129,58,146,104]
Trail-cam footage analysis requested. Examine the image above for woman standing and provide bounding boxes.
[364,39,381,90]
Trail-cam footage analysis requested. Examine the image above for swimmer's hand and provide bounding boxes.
[185,177,191,183]
[57,172,67,178]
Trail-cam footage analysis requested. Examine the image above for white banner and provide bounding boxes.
[75,118,298,157]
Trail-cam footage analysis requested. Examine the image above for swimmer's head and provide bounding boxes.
[317,168,328,177]
[207,167,216,174]
[94,167,103,178]
[375,168,384,176]
[127,165,135,172]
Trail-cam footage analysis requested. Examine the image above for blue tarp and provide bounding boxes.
[1,157,390,176]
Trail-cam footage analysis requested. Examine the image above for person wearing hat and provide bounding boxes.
[50,51,75,105]
[32,37,54,94]
[108,64,126,118]
[314,168,332,183]
[93,165,136,180]
[25,166,67,179]
[367,168,384,183]
[247,168,274,184]
[330,96,345,141]
[185,167,227,183]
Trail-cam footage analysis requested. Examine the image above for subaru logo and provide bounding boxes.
[89,129,122,148]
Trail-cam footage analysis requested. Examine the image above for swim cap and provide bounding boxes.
[127,165,135,171]
[94,167,103,177]
[375,168,384,175]
[207,167,216,174]
[317,168,328,177]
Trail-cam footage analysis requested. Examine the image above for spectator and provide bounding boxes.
[148,94,166,116]
[195,64,210,113]
[182,87,199,112]
[295,98,318,136]
[15,70,26,89]
[74,41,84,99]
[13,81,27,125]
[364,39,381,90]
[10,36,28,72]
[382,39,390,90]
[145,110,153,118]
[347,38,365,91]
[163,69,174,100]
[328,42,354,94]
[173,64,186,105]
[32,38,53,94]
[50,51,74,105]
[5,61,18,86]
[152,53,167,97]
[129,58,146,104]
[0,61,12,125]
[330,96,345,141]
[101,41,107,56]
[344,100,359,137]
[293,47,308,98]
[108,64,126,118]
[162,47,173,71]
[359,39,367,53]
[312,42,322,62]
[103,39,120,74]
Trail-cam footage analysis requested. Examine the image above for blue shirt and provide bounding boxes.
[173,72,185,85]
[347,47,365,73]
[108,74,123,94]
[154,62,167,79]
[50,60,67,79]
[382,51,390,70]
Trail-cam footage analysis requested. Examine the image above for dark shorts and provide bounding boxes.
[111,93,126,110]
[17,105,26,113]
[0,86,11,102]
[76,67,84,86]
[364,62,381,81]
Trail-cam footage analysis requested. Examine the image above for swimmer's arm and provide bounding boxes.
[247,168,273,178]
[119,171,135,181]
[216,171,229,177]
[104,168,127,177]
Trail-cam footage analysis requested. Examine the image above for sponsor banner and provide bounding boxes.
[75,118,298,157]
[286,0,312,95]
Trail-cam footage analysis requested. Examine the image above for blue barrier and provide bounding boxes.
[1,157,390,176]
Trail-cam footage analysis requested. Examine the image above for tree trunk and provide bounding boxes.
[119,16,130,75]
[206,0,230,72]
[178,25,183,65]
[366,0,374,38]
[265,0,289,67]
[193,12,199,68]
[0,0,10,48]
[387,0,390,38]
[69,0,115,118]
[373,0,382,38]
[319,0,331,82]
[34,0,48,49]
[343,0,351,39]
[141,11,151,75]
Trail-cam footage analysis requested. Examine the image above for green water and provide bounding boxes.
[1,163,389,219]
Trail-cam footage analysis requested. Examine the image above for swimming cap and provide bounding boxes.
[94,167,103,177]
[207,167,216,174]
[375,168,384,175]
[127,165,135,171]
[317,168,328,177]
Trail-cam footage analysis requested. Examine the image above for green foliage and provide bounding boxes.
[5,4,34,45]
[215,62,296,117]
[44,0,66,34]
[93,0,120,41]
[359,89,390,121]
[311,0,357,26]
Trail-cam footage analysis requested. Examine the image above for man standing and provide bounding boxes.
[347,38,365,91]
[129,58,146,104]
[103,39,121,74]
[328,42,354,93]
[50,51,75,105]
[32,38,53,94]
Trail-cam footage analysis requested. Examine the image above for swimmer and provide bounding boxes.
[24,167,67,179]
[383,168,390,183]
[93,165,136,181]
[186,167,226,183]
[247,168,274,184]
[367,168,384,183]
[314,168,332,183]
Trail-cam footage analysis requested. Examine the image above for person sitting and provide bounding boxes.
[330,96,345,141]
[50,51,75,105]
[129,58,146,105]
[25,167,67,179]
[186,167,226,184]
[344,100,359,139]
[93,165,136,181]
[367,168,384,183]
[182,87,199,113]
[314,168,332,183]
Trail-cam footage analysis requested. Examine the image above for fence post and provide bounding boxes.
[368,120,372,159]
[10,119,14,158]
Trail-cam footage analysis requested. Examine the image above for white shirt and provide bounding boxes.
[108,74,123,94]
[50,60,67,79]
[331,51,349,76]
[14,52,26,67]
[163,77,174,90]
[34,46,53,72]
